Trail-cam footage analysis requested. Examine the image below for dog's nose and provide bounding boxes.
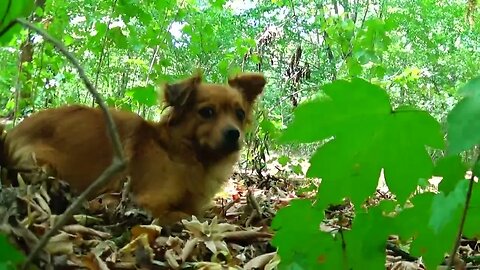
[224,128,240,143]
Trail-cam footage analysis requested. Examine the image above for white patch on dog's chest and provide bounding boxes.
[192,153,239,206]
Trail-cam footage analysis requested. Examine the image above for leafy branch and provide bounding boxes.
[444,76,480,269]
[446,167,475,269]
[272,76,480,269]
[12,18,127,269]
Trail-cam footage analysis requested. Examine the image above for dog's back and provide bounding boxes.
[1,105,147,193]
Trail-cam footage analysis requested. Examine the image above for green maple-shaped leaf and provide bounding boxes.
[383,107,444,202]
[447,76,480,154]
[125,85,157,107]
[396,180,467,270]
[345,201,397,269]
[277,155,290,166]
[0,0,35,45]
[429,179,468,234]
[434,155,467,194]
[347,57,362,76]
[271,199,327,269]
[109,27,128,49]
[281,78,444,206]
[464,181,480,238]
[271,199,324,235]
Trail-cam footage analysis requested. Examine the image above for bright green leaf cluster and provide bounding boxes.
[273,75,480,269]
[281,78,444,207]
[0,0,35,45]
[125,85,158,107]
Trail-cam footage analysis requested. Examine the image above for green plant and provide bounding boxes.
[0,234,25,269]
[272,76,480,269]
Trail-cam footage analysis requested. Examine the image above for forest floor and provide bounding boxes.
[0,159,478,270]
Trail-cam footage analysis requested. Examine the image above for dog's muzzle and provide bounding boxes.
[222,127,240,152]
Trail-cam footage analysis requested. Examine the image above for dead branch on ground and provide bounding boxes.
[13,18,126,270]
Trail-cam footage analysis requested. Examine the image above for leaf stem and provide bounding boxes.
[446,163,477,269]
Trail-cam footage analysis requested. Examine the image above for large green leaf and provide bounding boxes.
[109,27,128,49]
[345,201,397,269]
[282,79,444,206]
[434,155,467,194]
[0,0,35,45]
[271,199,326,269]
[0,234,24,268]
[464,181,480,238]
[429,179,468,234]
[447,76,480,154]
[281,79,391,144]
[395,181,467,270]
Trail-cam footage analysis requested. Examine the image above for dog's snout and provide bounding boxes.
[224,128,240,143]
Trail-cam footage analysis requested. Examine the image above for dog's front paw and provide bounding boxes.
[152,210,191,226]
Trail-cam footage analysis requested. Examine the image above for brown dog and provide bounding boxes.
[0,72,266,224]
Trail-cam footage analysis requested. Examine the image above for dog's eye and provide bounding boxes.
[199,107,215,119]
[236,108,245,121]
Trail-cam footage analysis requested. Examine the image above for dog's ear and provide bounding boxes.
[164,73,202,107]
[228,73,266,103]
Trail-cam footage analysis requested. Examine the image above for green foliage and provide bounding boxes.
[125,85,157,107]
[281,79,443,207]
[0,0,34,44]
[0,0,477,124]
[273,75,480,269]
[447,76,480,154]
[464,183,480,238]
[2,0,480,269]
[394,187,463,270]
[345,201,397,269]
[0,234,24,269]
[434,155,467,194]
[271,199,326,269]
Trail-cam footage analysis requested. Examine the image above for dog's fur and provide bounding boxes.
[0,72,266,224]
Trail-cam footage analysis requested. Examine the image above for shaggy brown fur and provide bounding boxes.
[0,72,266,224]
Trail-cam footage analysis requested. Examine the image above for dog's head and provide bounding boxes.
[163,72,266,160]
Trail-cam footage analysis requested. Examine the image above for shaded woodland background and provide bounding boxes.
[2,1,480,269]
[2,0,479,159]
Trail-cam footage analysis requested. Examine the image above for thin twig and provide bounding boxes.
[15,18,124,159]
[14,18,126,268]
[90,0,118,107]
[339,229,349,270]
[147,45,160,82]
[446,164,477,269]
[13,45,23,126]
[222,196,240,216]
[23,160,124,269]
[247,188,262,215]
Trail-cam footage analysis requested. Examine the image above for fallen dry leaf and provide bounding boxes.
[130,224,162,244]
[63,224,111,239]
[45,231,75,255]
[117,233,154,264]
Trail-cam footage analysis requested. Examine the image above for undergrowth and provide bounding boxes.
[271,77,480,269]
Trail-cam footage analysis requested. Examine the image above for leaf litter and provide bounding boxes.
[0,163,479,270]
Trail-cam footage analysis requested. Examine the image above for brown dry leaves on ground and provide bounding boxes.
[0,171,293,269]
[0,164,479,269]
